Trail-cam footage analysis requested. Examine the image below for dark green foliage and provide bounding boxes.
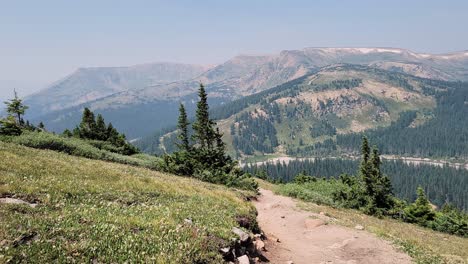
[337,82,468,158]
[95,114,107,141]
[163,84,257,191]
[4,131,160,170]
[309,120,336,137]
[176,103,190,151]
[78,108,97,139]
[404,187,436,226]
[327,138,394,216]
[0,91,29,136]
[62,129,73,137]
[232,111,279,155]
[0,92,46,135]
[0,116,22,136]
[431,204,468,237]
[293,172,318,184]
[70,108,138,155]
[5,90,28,126]
[314,78,362,91]
[37,122,45,130]
[192,84,215,150]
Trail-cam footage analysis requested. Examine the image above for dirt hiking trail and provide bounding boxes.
[253,188,412,264]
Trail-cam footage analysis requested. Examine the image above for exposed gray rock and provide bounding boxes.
[232,227,250,242]
[0,198,37,208]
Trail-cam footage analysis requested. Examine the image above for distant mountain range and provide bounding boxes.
[141,65,468,160]
[24,47,468,139]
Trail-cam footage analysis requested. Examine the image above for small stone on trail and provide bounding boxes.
[305,218,325,229]
[237,254,250,264]
[281,215,285,218]
[319,211,325,215]
[255,240,266,251]
[354,225,364,230]
[286,261,294,264]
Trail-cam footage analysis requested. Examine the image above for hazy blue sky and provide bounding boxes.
[1,0,467,100]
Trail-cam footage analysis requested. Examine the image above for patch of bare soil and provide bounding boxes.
[253,189,412,264]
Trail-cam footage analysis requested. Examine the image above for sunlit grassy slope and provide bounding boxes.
[0,142,256,263]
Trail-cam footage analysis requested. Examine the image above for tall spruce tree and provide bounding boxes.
[192,83,215,149]
[95,114,107,141]
[106,123,120,144]
[79,108,96,139]
[367,146,393,212]
[360,137,372,190]
[176,103,190,151]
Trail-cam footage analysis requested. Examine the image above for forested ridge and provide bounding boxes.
[336,82,468,158]
[223,66,468,159]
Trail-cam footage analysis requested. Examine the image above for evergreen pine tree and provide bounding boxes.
[0,116,22,135]
[72,127,81,137]
[192,83,215,149]
[63,129,73,137]
[404,187,436,226]
[367,147,394,213]
[176,103,190,151]
[5,90,28,125]
[95,114,107,140]
[79,108,96,139]
[0,90,28,135]
[106,123,120,144]
[360,137,373,195]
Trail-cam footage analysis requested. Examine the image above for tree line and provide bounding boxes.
[62,107,138,155]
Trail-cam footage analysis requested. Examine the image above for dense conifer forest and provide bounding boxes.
[336,83,468,158]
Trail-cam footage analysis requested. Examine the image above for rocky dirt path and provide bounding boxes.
[253,188,412,264]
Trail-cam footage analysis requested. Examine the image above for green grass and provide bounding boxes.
[275,179,345,206]
[1,131,163,170]
[0,142,257,263]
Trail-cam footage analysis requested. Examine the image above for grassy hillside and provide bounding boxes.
[0,142,256,263]
[1,131,162,170]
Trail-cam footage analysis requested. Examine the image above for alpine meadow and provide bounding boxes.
[1,1,468,263]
